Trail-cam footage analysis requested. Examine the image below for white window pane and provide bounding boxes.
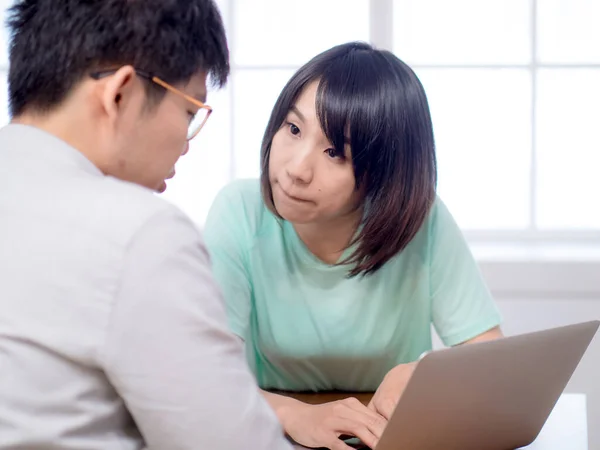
[0,72,8,126]
[393,0,531,65]
[232,69,294,179]
[538,0,600,64]
[214,0,230,44]
[160,85,231,226]
[416,69,532,229]
[536,69,600,229]
[158,0,231,226]
[232,0,369,67]
[1,1,13,68]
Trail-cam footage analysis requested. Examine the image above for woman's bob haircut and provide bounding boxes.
[260,42,437,277]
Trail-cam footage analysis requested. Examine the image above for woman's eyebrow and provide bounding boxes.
[289,105,306,123]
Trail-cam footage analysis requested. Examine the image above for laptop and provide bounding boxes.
[356,320,599,450]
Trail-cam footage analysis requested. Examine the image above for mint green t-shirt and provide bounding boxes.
[204,179,501,392]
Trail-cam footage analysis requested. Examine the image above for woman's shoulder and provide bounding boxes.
[213,178,262,207]
[206,178,275,236]
[425,195,461,235]
[387,196,452,263]
[407,195,468,262]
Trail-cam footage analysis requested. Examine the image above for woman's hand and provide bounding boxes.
[368,362,417,420]
[280,396,387,450]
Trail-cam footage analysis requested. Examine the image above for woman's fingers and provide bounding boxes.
[375,396,398,420]
[337,397,387,439]
[329,437,355,450]
[329,415,380,449]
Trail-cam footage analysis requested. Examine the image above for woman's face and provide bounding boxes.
[268,81,361,225]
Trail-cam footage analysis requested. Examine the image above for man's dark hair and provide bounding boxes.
[6,0,229,117]
[260,42,437,277]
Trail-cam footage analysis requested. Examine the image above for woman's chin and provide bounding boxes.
[274,202,315,224]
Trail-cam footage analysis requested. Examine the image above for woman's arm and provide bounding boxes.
[462,325,503,344]
[203,183,254,339]
[261,390,305,425]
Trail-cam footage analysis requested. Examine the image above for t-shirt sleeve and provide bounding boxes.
[429,198,502,346]
[203,183,253,340]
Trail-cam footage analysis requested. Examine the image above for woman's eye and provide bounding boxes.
[188,112,196,123]
[325,148,343,159]
[287,123,300,136]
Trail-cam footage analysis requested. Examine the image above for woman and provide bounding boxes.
[204,42,502,450]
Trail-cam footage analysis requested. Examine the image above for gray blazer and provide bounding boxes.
[0,124,290,449]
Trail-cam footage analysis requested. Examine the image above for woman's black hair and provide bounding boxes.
[260,41,437,277]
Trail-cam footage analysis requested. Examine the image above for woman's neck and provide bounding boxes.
[292,211,362,265]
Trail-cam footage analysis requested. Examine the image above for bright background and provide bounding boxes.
[1,1,599,446]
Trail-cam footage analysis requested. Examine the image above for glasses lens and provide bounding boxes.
[187,108,209,140]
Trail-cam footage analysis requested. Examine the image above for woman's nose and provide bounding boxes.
[286,152,313,184]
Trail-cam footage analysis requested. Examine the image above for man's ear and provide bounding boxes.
[99,65,139,123]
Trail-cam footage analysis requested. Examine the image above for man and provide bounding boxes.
[0,0,291,448]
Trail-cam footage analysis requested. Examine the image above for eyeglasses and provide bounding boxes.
[90,69,212,140]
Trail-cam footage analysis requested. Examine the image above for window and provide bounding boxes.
[1,0,598,235]
[393,0,600,233]
[0,0,11,126]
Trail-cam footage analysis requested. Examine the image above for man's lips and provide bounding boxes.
[158,142,186,193]
[157,168,176,193]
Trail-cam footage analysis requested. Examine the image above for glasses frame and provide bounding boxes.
[90,69,212,140]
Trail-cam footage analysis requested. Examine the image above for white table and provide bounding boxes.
[521,393,587,449]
